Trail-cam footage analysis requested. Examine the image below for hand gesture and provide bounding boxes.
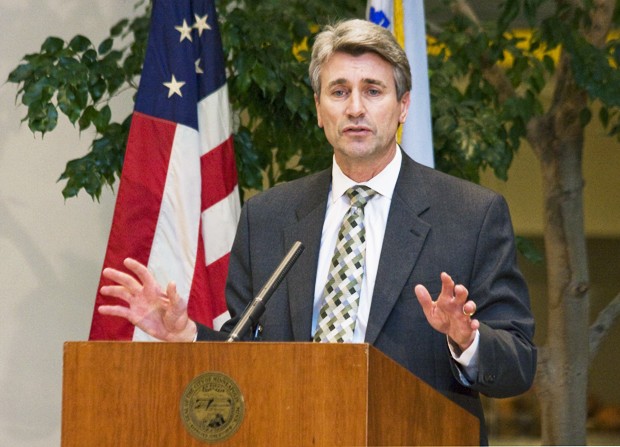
[98,258,197,342]
[414,272,479,351]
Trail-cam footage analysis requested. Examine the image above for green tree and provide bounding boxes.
[7,0,364,200]
[426,1,620,444]
[7,0,620,444]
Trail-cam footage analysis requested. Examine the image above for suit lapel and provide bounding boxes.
[278,155,434,343]
[284,169,331,341]
[365,155,432,344]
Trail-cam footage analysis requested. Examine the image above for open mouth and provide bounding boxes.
[342,126,372,136]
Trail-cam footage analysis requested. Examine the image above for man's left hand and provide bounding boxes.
[414,272,479,352]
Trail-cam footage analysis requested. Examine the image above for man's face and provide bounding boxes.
[314,51,410,178]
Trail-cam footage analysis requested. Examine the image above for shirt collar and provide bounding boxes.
[330,147,402,203]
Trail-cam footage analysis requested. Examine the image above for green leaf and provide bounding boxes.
[542,54,555,73]
[27,102,58,134]
[98,38,114,55]
[516,236,544,264]
[250,64,269,88]
[7,63,33,83]
[435,115,457,134]
[78,106,95,131]
[22,78,53,106]
[57,86,82,123]
[41,36,65,55]
[69,35,91,53]
[110,19,129,37]
[580,107,592,126]
[93,105,111,132]
[58,56,86,83]
[284,84,303,114]
[89,77,107,102]
[122,54,144,76]
[599,106,609,128]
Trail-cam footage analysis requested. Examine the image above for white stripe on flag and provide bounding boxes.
[198,84,233,155]
[203,186,241,265]
[134,124,202,341]
[213,310,231,331]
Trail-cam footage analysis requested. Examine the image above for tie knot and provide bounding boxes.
[345,185,376,209]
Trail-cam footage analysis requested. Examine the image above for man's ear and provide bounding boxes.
[314,93,324,128]
[399,91,411,124]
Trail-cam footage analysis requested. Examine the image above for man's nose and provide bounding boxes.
[346,91,365,118]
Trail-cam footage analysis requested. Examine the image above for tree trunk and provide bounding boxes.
[528,53,590,445]
[527,1,615,442]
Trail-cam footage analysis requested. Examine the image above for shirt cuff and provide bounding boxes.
[447,330,480,384]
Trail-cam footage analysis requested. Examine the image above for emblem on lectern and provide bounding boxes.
[180,372,245,443]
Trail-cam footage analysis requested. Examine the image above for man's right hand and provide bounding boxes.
[98,258,197,342]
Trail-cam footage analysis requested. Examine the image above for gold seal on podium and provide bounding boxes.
[180,371,245,443]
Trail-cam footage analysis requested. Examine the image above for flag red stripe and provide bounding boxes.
[200,136,238,210]
[187,223,231,327]
[89,112,176,340]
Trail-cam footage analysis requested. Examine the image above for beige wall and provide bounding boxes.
[0,2,134,446]
[481,106,620,237]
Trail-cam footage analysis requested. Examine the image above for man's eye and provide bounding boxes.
[332,89,347,97]
[367,88,381,96]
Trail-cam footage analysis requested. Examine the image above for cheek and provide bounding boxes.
[318,111,338,132]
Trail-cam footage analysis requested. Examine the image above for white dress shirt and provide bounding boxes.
[310,148,479,379]
[312,150,401,343]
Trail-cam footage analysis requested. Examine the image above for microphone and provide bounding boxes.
[226,241,305,342]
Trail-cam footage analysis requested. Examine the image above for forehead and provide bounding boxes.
[320,51,395,86]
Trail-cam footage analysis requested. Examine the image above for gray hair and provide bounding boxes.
[309,19,412,101]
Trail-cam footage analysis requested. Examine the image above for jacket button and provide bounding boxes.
[484,373,496,383]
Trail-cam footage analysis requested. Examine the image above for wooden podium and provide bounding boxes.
[62,342,479,446]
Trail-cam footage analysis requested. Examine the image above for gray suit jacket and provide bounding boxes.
[198,152,536,443]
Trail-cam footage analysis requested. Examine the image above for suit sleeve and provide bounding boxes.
[457,194,537,397]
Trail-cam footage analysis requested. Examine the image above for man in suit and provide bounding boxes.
[100,19,536,443]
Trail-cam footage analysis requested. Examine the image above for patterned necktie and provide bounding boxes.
[314,185,376,343]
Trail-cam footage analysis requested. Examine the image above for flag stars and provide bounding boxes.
[195,58,204,74]
[193,14,211,36]
[163,74,185,98]
[175,15,211,43]
[175,19,193,42]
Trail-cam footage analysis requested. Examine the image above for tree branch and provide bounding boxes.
[585,0,615,47]
[448,1,517,103]
[589,291,620,363]
[451,0,481,26]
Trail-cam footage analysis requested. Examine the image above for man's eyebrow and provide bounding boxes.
[327,78,348,88]
[362,78,387,87]
[326,78,387,88]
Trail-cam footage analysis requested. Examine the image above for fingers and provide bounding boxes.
[101,264,142,294]
[415,272,476,322]
[123,258,155,288]
[414,284,432,310]
[98,304,132,320]
[165,281,182,309]
[159,281,181,316]
[99,284,134,303]
[415,273,479,350]
[462,300,477,317]
[439,272,456,299]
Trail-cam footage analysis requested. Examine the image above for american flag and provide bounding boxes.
[89,0,240,340]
